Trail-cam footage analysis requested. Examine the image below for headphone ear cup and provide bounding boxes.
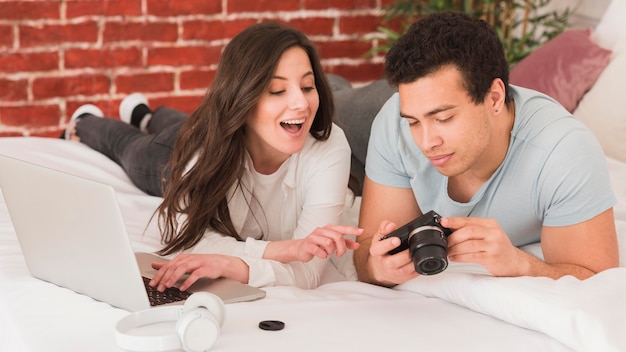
[176,292,226,352]
[183,292,225,326]
[176,307,220,352]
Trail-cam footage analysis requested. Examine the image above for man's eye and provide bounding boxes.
[407,119,420,126]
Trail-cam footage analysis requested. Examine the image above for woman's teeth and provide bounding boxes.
[281,119,305,125]
[280,119,304,132]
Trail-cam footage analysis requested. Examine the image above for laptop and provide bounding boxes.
[0,153,265,312]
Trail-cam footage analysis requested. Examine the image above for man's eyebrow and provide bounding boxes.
[400,104,457,119]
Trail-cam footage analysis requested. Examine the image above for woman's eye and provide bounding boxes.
[269,90,285,95]
[302,86,315,92]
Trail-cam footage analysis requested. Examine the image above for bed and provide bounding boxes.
[2,1,626,350]
[0,135,625,352]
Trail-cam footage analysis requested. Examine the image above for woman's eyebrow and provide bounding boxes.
[273,71,314,80]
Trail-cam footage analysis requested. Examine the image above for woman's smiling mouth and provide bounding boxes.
[280,118,305,133]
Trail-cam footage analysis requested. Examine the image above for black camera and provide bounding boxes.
[380,210,453,275]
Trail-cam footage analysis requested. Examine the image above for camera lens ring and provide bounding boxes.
[407,225,444,241]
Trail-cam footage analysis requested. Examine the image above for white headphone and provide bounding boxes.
[115,292,226,352]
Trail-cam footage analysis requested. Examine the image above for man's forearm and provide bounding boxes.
[354,238,375,283]
[520,250,598,280]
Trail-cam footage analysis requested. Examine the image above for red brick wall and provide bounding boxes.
[0,0,395,137]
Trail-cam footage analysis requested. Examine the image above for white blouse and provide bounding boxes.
[187,124,352,289]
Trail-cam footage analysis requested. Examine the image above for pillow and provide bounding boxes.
[573,42,626,163]
[593,0,626,49]
[509,28,612,113]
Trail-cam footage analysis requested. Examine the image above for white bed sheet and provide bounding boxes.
[1,137,624,352]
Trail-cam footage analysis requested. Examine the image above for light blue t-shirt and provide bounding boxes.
[365,85,616,246]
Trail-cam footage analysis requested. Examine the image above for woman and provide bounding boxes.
[64,22,362,290]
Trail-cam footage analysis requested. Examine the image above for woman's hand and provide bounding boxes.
[265,225,363,263]
[149,253,249,292]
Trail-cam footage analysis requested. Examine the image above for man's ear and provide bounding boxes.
[488,78,506,114]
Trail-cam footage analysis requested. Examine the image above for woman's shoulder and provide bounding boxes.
[300,124,350,158]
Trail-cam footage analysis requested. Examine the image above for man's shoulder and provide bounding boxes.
[374,92,401,120]
[370,93,403,138]
[511,86,592,147]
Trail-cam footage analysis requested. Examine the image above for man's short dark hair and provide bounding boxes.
[384,11,510,104]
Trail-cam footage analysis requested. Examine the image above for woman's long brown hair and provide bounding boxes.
[156,22,335,256]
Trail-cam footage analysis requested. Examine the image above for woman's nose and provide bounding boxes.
[288,89,308,110]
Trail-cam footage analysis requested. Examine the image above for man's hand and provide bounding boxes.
[366,221,419,287]
[442,216,529,276]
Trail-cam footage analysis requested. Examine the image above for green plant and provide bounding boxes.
[369,0,573,67]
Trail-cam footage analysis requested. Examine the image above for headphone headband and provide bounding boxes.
[115,292,225,352]
[115,306,185,351]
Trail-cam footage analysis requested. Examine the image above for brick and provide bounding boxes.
[148,45,222,66]
[147,0,221,16]
[378,15,405,33]
[0,52,58,74]
[316,39,373,60]
[20,23,99,48]
[104,21,178,43]
[0,25,13,49]
[32,74,110,99]
[98,100,121,120]
[0,130,24,137]
[0,79,28,101]
[180,69,215,90]
[339,15,381,34]
[287,18,334,36]
[303,0,376,10]
[0,1,59,21]
[183,19,257,41]
[0,104,61,127]
[228,0,299,13]
[150,95,204,115]
[325,62,384,82]
[114,72,174,94]
[67,0,142,18]
[65,47,143,69]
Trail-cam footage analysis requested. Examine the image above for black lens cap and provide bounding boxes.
[258,320,285,331]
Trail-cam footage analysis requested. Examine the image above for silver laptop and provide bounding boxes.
[0,153,265,312]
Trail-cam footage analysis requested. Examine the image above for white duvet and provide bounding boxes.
[398,265,626,351]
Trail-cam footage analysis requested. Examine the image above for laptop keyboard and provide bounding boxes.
[142,276,192,306]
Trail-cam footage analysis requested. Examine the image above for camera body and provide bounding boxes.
[380,210,453,275]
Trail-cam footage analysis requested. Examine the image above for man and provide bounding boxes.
[354,12,618,287]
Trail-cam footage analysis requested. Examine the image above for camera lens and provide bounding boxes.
[414,245,448,275]
[407,226,449,275]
